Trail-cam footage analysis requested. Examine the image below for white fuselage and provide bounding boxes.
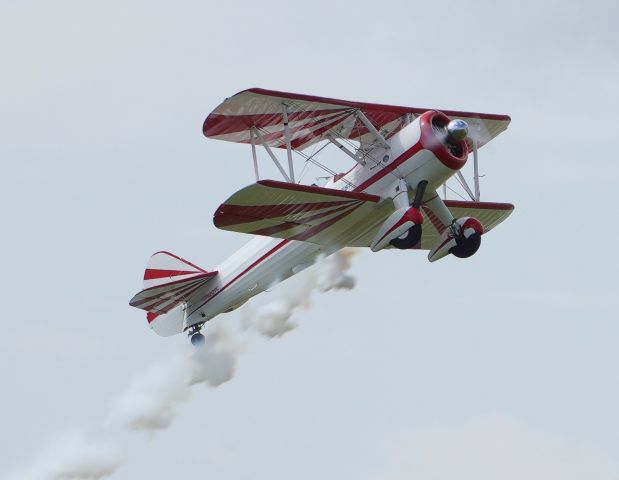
[184,114,462,329]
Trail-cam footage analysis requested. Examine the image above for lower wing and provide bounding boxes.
[213,180,394,247]
[214,180,513,249]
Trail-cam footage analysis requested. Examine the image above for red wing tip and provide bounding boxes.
[444,200,515,211]
[256,179,381,203]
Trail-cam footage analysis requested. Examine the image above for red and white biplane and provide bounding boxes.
[130,88,514,345]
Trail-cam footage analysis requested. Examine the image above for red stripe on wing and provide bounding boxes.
[214,200,356,227]
[248,202,361,237]
[422,206,447,234]
[290,203,363,242]
[258,111,352,146]
[144,280,209,314]
[289,114,358,149]
[205,109,349,137]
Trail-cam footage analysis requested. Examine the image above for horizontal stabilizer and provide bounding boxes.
[129,251,217,320]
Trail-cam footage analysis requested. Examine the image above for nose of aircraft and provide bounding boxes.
[446,118,468,144]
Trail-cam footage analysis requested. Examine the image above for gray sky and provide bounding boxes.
[1,0,618,478]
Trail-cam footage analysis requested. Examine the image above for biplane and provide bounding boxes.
[130,88,514,345]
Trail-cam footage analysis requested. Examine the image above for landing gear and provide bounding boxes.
[390,224,422,249]
[389,180,428,250]
[190,333,206,347]
[450,228,482,258]
[188,323,206,348]
[447,218,483,258]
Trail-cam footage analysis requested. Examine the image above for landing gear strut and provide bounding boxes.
[389,180,428,250]
[188,323,205,348]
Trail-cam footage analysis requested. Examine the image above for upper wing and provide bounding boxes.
[213,180,394,247]
[203,88,511,151]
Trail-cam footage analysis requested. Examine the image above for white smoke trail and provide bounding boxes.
[314,248,356,292]
[10,430,124,480]
[241,248,357,338]
[9,249,357,478]
[108,325,239,434]
[8,326,239,479]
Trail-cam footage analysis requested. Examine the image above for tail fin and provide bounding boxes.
[129,251,218,335]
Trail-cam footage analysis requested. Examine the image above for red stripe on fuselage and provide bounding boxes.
[187,240,291,318]
[353,143,423,192]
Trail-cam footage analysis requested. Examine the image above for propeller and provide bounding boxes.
[433,115,490,152]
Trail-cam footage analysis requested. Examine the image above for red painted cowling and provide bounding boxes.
[418,110,468,171]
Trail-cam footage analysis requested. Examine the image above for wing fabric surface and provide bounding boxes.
[214,180,394,247]
[215,184,513,251]
[203,88,511,152]
[419,200,515,249]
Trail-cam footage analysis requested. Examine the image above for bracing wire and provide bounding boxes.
[446,183,467,201]
[254,100,417,190]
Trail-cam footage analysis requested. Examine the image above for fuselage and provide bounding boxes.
[184,111,465,329]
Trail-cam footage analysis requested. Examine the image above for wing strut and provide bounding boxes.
[453,137,481,202]
[472,137,480,201]
[355,110,390,149]
[327,135,366,166]
[250,128,260,181]
[281,103,295,183]
[456,171,476,201]
[252,127,292,182]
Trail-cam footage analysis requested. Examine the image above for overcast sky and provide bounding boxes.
[1,0,618,478]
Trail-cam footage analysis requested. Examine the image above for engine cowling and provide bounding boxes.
[427,217,484,262]
[382,110,469,194]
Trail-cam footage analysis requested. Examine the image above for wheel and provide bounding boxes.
[389,224,422,250]
[450,233,482,258]
[190,333,206,347]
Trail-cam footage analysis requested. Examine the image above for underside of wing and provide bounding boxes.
[203,88,511,152]
[213,180,394,247]
[286,199,515,251]
[418,200,515,250]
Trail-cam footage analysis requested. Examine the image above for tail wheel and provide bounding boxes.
[188,323,206,347]
[190,333,206,347]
